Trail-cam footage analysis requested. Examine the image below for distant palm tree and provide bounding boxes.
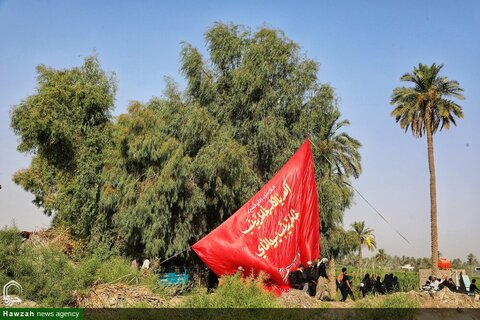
[375,249,388,269]
[467,253,477,265]
[467,253,478,275]
[351,221,376,272]
[390,63,464,275]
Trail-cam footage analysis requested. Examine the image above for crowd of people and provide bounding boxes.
[288,262,480,302]
[207,258,478,302]
[423,274,456,292]
[288,258,329,297]
[288,258,403,302]
[359,273,400,297]
[423,273,480,295]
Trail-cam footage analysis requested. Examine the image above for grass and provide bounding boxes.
[351,293,420,320]
[354,293,420,308]
[0,227,170,307]
[181,273,279,308]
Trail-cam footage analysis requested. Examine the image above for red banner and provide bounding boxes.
[192,140,319,286]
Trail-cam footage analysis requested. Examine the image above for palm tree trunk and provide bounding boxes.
[358,246,363,276]
[426,116,439,276]
[328,257,337,298]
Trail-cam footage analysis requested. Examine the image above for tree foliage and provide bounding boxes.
[182,23,331,180]
[314,104,362,261]
[391,63,464,137]
[11,24,362,260]
[97,90,260,257]
[181,22,361,256]
[320,226,359,260]
[11,57,117,238]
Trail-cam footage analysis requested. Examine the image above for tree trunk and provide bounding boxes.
[327,257,337,298]
[358,247,363,275]
[426,116,439,276]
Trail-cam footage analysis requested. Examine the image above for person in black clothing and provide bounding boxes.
[316,258,328,279]
[374,276,385,295]
[289,264,306,290]
[207,268,218,293]
[360,273,373,297]
[337,267,348,302]
[305,261,317,296]
[391,276,399,292]
[446,278,457,292]
[383,274,392,292]
[237,266,245,276]
[315,258,330,300]
[345,273,356,301]
[470,279,480,294]
[338,267,355,302]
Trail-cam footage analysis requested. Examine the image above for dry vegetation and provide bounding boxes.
[1,227,479,309]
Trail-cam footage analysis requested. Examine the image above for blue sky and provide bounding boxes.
[1,0,479,260]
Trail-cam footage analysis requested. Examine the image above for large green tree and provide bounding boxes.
[11,24,362,262]
[97,86,260,257]
[180,23,330,181]
[182,24,362,276]
[11,57,116,239]
[390,63,464,275]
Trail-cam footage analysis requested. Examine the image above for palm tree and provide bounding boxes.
[351,221,376,273]
[390,63,464,275]
[467,253,478,275]
[375,249,388,269]
[315,114,362,180]
[311,106,362,296]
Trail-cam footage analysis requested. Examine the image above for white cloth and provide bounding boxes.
[430,279,440,291]
[317,258,328,268]
[141,259,150,270]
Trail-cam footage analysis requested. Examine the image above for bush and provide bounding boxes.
[93,257,165,295]
[95,257,136,284]
[0,226,22,278]
[397,272,419,291]
[0,227,95,306]
[13,244,78,307]
[181,274,279,308]
[0,227,163,307]
[73,256,102,292]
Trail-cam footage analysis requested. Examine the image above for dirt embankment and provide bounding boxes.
[415,289,478,308]
[279,289,479,308]
[74,284,165,308]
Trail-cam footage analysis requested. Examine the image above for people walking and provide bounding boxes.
[305,261,317,296]
[338,267,355,302]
